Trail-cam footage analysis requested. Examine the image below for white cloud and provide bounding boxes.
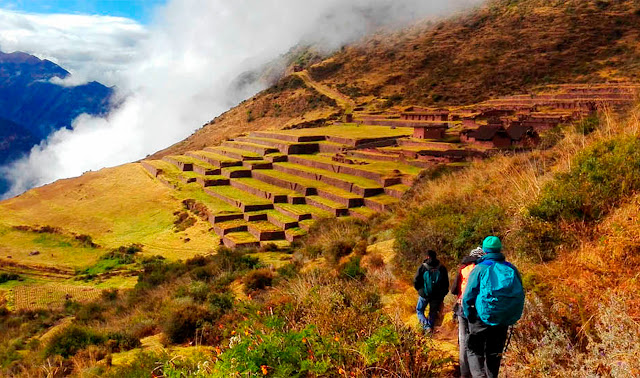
[0,9,147,86]
[1,0,483,198]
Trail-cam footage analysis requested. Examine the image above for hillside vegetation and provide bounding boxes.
[2,0,640,376]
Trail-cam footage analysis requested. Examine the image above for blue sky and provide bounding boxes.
[0,0,165,23]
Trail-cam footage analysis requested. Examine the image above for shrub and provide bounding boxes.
[162,304,210,344]
[394,202,505,269]
[213,247,259,272]
[340,257,367,280]
[244,269,274,293]
[75,303,105,322]
[188,281,210,303]
[206,292,234,313]
[45,326,104,358]
[101,289,118,302]
[529,135,640,222]
[365,254,385,270]
[0,273,20,284]
[325,240,354,264]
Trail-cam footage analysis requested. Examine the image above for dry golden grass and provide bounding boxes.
[0,163,219,266]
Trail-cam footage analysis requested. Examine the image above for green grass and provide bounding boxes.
[299,219,316,229]
[225,232,259,244]
[307,195,348,210]
[256,169,361,199]
[222,166,251,173]
[285,227,308,237]
[365,194,399,206]
[0,226,102,269]
[232,178,297,196]
[208,146,261,158]
[386,184,410,192]
[274,162,381,189]
[264,210,297,224]
[274,203,332,218]
[189,150,238,164]
[296,154,423,176]
[248,221,282,232]
[275,124,411,139]
[215,219,248,230]
[167,155,217,170]
[350,206,378,218]
[207,186,272,206]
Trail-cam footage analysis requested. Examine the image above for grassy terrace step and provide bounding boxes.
[345,150,401,162]
[298,219,316,231]
[196,175,229,187]
[306,196,349,216]
[384,184,410,199]
[186,150,241,168]
[285,227,308,242]
[247,221,286,241]
[230,178,301,204]
[205,186,274,212]
[349,206,378,220]
[213,218,248,236]
[363,193,399,212]
[265,153,288,162]
[242,160,273,170]
[264,210,299,229]
[235,136,320,154]
[250,131,326,143]
[288,154,422,186]
[272,162,383,197]
[221,166,252,178]
[205,146,262,161]
[273,203,332,221]
[222,232,260,249]
[222,141,279,156]
[163,155,220,175]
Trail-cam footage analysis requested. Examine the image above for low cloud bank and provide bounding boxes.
[0,0,482,198]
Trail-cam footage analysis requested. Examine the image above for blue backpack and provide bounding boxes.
[422,265,441,298]
[475,260,525,326]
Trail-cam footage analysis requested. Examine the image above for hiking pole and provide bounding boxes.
[503,325,514,354]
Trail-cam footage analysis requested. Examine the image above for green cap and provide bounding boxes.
[482,236,502,252]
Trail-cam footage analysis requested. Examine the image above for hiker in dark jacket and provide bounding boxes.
[462,236,524,378]
[413,250,449,333]
[451,247,485,378]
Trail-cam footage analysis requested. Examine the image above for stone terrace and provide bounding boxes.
[143,125,425,249]
[142,84,639,249]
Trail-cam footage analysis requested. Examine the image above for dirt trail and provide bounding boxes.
[293,70,356,112]
[369,239,460,376]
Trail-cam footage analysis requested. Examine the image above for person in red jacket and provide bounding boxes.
[450,247,485,377]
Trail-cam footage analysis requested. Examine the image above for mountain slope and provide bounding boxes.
[304,0,640,106]
[0,51,114,140]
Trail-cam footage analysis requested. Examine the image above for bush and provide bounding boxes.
[213,247,260,272]
[0,273,21,284]
[101,289,118,301]
[529,135,640,222]
[394,202,505,269]
[76,303,105,322]
[244,269,274,293]
[45,326,104,358]
[325,240,354,264]
[162,304,210,344]
[340,257,367,280]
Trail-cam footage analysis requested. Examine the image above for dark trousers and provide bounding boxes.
[467,325,508,378]
[458,315,471,377]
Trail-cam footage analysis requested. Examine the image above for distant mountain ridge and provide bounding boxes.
[0,51,113,140]
[0,51,114,194]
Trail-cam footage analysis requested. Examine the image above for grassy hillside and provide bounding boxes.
[303,0,640,106]
[2,0,640,376]
[0,163,219,266]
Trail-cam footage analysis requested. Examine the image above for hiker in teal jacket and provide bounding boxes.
[462,236,524,378]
